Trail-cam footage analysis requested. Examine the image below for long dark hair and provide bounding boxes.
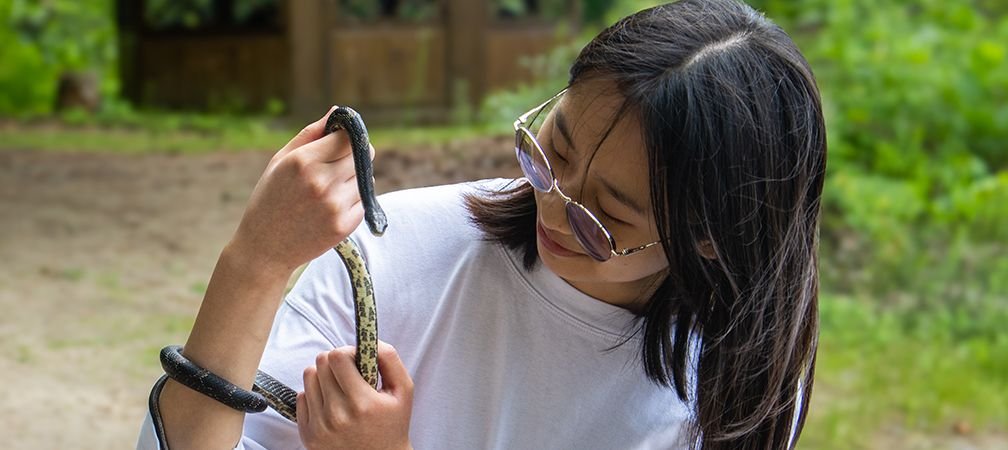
[465,1,826,448]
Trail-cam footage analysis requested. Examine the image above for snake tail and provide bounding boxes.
[334,240,380,389]
[325,106,388,237]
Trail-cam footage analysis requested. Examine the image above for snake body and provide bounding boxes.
[254,106,386,421]
[324,106,385,392]
[154,106,385,432]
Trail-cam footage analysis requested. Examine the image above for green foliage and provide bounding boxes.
[804,295,1008,447]
[0,24,52,114]
[764,0,1008,302]
[144,0,281,30]
[0,0,117,115]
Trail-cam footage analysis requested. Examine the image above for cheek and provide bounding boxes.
[644,247,669,273]
[611,250,668,276]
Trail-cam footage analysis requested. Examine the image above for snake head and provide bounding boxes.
[365,209,388,237]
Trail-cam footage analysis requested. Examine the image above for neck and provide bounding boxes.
[565,268,668,315]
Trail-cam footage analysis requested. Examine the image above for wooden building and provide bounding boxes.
[116,0,579,122]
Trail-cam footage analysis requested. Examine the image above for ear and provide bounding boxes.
[696,239,718,260]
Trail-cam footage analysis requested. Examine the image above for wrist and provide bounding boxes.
[220,240,296,285]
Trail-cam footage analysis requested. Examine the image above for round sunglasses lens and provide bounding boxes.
[566,202,612,261]
[516,131,552,192]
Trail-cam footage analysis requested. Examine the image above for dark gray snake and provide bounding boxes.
[150,107,386,446]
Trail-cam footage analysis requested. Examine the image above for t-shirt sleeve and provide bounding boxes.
[135,251,358,450]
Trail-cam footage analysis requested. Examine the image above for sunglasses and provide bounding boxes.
[513,89,661,262]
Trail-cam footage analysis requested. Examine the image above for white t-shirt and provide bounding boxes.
[138,178,696,450]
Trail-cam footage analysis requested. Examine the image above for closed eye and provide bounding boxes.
[546,132,568,162]
[599,206,631,226]
[553,148,568,162]
[548,120,572,163]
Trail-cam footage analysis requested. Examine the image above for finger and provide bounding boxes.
[313,133,376,168]
[326,153,365,185]
[331,198,365,240]
[296,391,310,426]
[309,174,365,241]
[303,365,324,413]
[316,351,345,404]
[296,391,318,448]
[328,346,375,399]
[296,128,355,164]
[326,169,365,204]
[376,341,413,397]
[278,105,337,157]
[285,151,346,195]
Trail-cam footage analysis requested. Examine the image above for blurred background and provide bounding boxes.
[0,0,1005,448]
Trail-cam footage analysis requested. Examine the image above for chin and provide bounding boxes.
[538,241,590,278]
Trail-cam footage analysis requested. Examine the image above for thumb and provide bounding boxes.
[278,105,337,157]
[376,341,413,397]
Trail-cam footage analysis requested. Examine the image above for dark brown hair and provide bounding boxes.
[465,1,825,448]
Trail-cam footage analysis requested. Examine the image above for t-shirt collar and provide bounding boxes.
[524,252,641,338]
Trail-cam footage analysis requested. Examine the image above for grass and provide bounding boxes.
[0,109,507,154]
[800,295,1008,449]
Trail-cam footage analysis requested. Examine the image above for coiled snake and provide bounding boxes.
[151,106,386,445]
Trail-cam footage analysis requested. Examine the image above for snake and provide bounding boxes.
[250,106,387,420]
[151,106,386,444]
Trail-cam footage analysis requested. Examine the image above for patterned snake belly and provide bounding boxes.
[250,106,387,422]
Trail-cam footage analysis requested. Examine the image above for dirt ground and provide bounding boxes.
[0,137,1003,449]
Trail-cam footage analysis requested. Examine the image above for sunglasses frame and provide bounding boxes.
[513,89,662,262]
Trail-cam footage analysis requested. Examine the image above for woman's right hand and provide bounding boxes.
[228,106,375,275]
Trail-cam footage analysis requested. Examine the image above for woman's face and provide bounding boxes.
[532,78,669,311]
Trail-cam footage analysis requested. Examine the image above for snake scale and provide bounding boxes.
[153,106,386,439]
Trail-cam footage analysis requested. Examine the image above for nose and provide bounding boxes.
[539,172,585,236]
[536,186,571,236]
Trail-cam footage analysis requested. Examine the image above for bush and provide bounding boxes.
[0,0,117,116]
[767,0,1008,302]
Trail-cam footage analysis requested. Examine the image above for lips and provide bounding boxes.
[537,220,579,257]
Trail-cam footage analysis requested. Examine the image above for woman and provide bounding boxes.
[138,0,825,448]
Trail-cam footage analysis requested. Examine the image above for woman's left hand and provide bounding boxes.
[297,342,414,450]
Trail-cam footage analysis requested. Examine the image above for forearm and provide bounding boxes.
[157,242,295,450]
[151,104,368,448]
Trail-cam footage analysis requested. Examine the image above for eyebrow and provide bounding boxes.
[554,108,576,151]
[554,109,648,218]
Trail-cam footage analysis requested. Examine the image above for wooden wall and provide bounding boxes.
[136,34,287,111]
[118,0,577,122]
